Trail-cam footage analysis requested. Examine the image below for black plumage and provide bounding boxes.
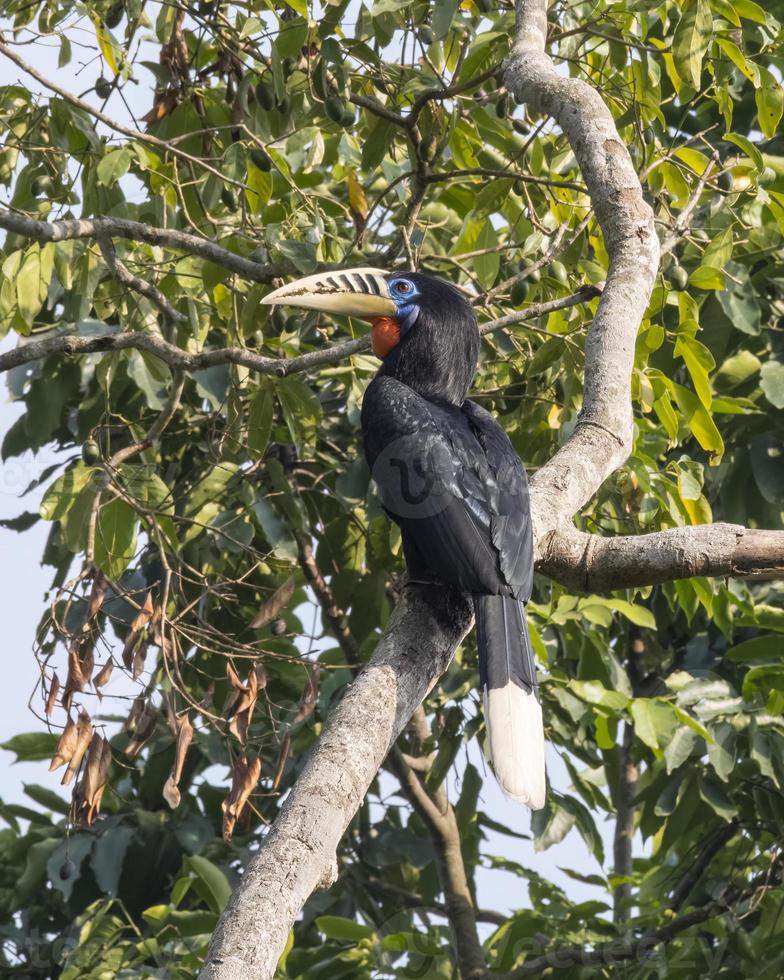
[262,265,546,806]
[361,272,545,808]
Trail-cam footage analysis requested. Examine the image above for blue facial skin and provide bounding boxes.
[388,277,420,336]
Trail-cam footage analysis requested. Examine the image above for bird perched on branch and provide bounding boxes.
[262,269,545,809]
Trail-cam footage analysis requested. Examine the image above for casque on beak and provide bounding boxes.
[260,267,396,318]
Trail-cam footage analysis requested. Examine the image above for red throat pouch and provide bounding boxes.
[371,316,401,358]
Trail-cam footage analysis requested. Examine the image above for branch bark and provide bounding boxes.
[505,0,660,543]
[0,287,596,379]
[199,585,472,980]
[539,523,784,592]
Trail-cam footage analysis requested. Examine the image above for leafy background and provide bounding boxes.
[0,0,784,977]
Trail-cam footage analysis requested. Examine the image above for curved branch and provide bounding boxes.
[200,585,473,980]
[0,288,597,379]
[96,234,187,322]
[0,209,283,284]
[505,0,660,542]
[538,523,784,592]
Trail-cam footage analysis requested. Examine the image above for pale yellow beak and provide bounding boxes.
[260,267,396,318]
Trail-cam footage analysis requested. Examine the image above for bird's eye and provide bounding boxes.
[394,280,412,294]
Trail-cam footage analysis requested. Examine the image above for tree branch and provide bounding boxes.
[538,523,784,592]
[0,208,283,283]
[0,289,596,379]
[612,721,638,922]
[96,234,187,322]
[199,585,473,979]
[505,0,660,542]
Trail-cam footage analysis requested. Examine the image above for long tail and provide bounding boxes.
[474,594,545,809]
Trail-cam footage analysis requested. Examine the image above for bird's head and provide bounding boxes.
[262,268,479,404]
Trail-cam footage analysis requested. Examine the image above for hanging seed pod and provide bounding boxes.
[511,279,529,305]
[250,147,272,172]
[254,80,275,110]
[325,97,347,123]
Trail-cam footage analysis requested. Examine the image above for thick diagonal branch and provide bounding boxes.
[505,0,659,541]
[200,585,473,980]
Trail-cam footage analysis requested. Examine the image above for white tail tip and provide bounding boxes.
[484,682,546,810]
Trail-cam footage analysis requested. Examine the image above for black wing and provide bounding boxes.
[361,376,533,600]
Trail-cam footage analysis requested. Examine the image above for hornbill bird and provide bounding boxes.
[262,269,545,809]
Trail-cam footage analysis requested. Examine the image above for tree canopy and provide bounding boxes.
[1,0,784,977]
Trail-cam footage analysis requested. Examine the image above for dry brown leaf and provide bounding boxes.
[293,666,320,725]
[86,571,109,623]
[121,592,154,669]
[249,576,295,629]
[62,712,93,786]
[163,711,193,810]
[126,701,157,758]
[162,775,181,809]
[221,753,261,842]
[62,641,88,712]
[93,659,114,698]
[131,591,155,632]
[49,716,77,772]
[132,639,148,681]
[74,734,112,826]
[80,642,95,686]
[45,672,61,718]
[223,663,260,746]
[272,733,290,792]
[124,694,145,733]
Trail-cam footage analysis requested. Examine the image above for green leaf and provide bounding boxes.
[630,699,677,751]
[532,800,576,851]
[316,916,376,942]
[275,377,321,454]
[672,0,712,88]
[432,0,459,40]
[722,132,764,172]
[675,333,715,408]
[760,361,784,409]
[40,463,94,521]
[664,726,698,773]
[672,383,725,460]
[707,722,736,781]
[185,855,232,913]
[96,148,132,186]
[715,39,759,85]
[756,66,784,140]
[252,495,297,562]
[23,784,70,815]
[248,384,274,459]
[474,221,500,289]
[688,266,726,291]
[733,0,769,24]
[715,349,760,389]
[605,599,657,629]
[698,774,737,821]
[93,497,138,579]
[16,243,53,326]
[1,732,59,762]
[92,825,134,896]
